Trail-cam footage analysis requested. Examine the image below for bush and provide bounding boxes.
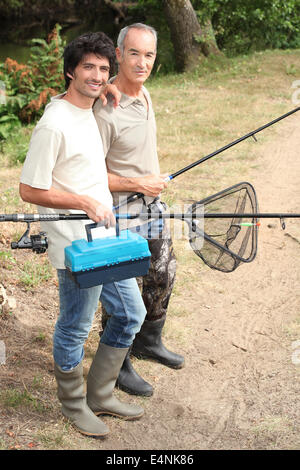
[0,113,21,140]
[0,23,65,140]
[194,0,300,56]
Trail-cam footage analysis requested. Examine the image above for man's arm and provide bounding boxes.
[19,183,115,227]
[107,171,168,198]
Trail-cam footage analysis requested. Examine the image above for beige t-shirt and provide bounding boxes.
[20,95,114,269]
[93,85,160,228]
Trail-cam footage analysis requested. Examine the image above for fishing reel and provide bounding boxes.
[11,222,48,254]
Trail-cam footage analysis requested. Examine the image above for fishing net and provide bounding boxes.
[188,182,259,272]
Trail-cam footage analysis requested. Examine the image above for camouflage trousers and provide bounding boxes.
[101,222,176,328]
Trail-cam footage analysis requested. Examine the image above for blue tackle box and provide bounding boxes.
[64,225,151,289]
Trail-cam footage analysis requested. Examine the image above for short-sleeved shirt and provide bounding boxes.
[93,84,161,229]
[20,94,114,269]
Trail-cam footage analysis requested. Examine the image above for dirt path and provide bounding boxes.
[102,116,300,451]
[0,117,299,451]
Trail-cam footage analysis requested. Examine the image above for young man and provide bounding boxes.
[19,32,146,438]
[93,24,184,398]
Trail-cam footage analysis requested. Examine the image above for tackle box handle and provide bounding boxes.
[85,220,120,243]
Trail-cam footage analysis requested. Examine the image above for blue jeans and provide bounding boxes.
[53,270,146,371]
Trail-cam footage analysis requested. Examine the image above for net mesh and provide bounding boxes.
[188,182,258,272]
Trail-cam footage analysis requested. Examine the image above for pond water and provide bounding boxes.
[0,23,119,64]
[0,43,31,63]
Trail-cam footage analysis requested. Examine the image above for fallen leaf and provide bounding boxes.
[28,442,38,448]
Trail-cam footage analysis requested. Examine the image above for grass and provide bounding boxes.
[35,424,77,450]
[0,246,55,289]
[18,258,53,290]
[0,249,16,269]
[0,388,46,413]
[250,415,296,449]
[0,125,34,167]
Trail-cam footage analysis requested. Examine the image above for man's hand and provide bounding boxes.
[135,174,169,197]
[99,83,121,108]
[84,197,116,228]
[19,184,115,228]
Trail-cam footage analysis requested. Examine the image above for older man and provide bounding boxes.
[94,23,184,397]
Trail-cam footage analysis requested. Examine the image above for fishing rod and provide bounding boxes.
[2,211,300,226]
[1,211,299,251]
[113,106,300,210]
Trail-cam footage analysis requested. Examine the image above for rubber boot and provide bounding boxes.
[54,362,109,437]
[87,342,144,420]
[131,315,185,369]
[116,349,153,397]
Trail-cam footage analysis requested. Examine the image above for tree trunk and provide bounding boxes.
[163,0,221,72]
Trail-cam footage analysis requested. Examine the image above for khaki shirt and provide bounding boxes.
[93,85,161,229]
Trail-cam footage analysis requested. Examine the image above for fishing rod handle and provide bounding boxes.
[0,213,59,222]
[0,213,90,222]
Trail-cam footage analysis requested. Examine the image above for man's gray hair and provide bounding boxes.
[117,23,157,53]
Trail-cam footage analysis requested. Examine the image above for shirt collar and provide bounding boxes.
[109,77,148,109]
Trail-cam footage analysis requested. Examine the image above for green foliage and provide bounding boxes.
[0,24,65,141]
[0,0,74,16]
[137,1,300,58]
[192,0,300,55]
[0,0,24,13]
[0,113,21,140]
